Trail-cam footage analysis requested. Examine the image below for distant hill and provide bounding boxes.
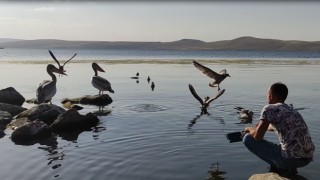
[0,36,320,51]
[0,38,24,43]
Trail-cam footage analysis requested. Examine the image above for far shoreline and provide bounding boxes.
[1,59,320,65]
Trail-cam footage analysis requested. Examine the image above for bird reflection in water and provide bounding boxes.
[206,162,226,180]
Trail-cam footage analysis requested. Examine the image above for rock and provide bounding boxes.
[25,98,50,104]
[50,108,99,132]
[10,120,52,145]
[0,103,27,116]
[25,98,37,104]
[7,117,31,130]
[61,94,113,106]
[0,87,25,106]
[0,110,13,127]
[249,173,292,180]
[61,101,84,110]
[16,104,66,125]
[0,130,5,139]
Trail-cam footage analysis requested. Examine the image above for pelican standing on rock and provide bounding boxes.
[192,60,230,91]
[36,64,66,104]
[189,84,225,114]
[91,62,114,95]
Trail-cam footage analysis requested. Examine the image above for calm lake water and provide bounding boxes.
[0,49,319,179]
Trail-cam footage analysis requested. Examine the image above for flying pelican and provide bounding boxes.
[49,50,77,76]
[91,62,114,95]
[189,84,225,114]
[36,64,66,104]
[192,60,230,91]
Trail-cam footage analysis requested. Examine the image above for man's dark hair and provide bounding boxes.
[270,82,288,102]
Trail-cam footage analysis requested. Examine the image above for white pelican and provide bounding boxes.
[91,63,114,95]
[36,64,66,104]
[49,50,77,76]
[189,84,225,114]
[192,60,230,91]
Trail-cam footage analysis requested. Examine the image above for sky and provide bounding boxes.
[0,1,320,42]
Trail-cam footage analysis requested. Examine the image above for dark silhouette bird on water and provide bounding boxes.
[188,84,225,115]
[131,72,139,79]
[151,82,155,91]
[49,50,77,76]
[147,76,151,83]
[192,60,230,91]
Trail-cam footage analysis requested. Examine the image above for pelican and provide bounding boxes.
[189,84,225,114]
[49,50,77,76]
[36,64,66,104]
[192,60,230,91]
[91,63,114,95]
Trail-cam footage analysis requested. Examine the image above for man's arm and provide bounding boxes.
[244,119,270,140]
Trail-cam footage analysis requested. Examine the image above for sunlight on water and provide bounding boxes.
[0,55,319,180]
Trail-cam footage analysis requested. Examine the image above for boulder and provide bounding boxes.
[7,117,31,130]
[16,104,66,125]
[0,110,13,129]
[10,120,51,145]
[0,103,27,116]
[61,94,113,106]
[50,108,99,132]
[249,173,288,180]
[0,130,4,139]
[0,87,25,106]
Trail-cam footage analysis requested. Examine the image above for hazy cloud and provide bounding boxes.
[34,7,55,12]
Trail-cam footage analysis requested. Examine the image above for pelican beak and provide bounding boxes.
[96,64,105,72]
[53,67,67,76]
[60,71,68,76]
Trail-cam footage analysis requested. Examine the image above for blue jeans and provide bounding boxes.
[242,133,312,169]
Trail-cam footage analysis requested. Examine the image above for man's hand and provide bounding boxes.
[244,120,270,141]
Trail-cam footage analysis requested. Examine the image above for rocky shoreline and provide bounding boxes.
[0,87,112,145]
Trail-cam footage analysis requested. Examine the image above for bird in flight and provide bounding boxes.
[192,60,230,91]
[189,84,225,115]
[49,50,77,76]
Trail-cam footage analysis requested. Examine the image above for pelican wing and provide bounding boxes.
[92,76,114,93]
[36,80,57,103]
[49,50,60,67]
[63,53,77,67]
[192,60,219,79]
[188,84,203,105]
[206,89,225,105]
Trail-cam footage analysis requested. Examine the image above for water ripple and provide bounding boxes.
[126,104,168,112]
